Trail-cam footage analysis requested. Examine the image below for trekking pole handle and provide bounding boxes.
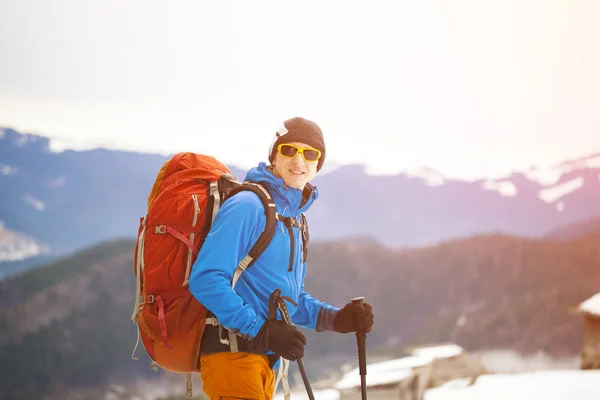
[351,297,368,377]
[351,297,365,306]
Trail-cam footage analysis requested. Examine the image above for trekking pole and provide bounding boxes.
[275,293,316,400]
[351,296,368,400]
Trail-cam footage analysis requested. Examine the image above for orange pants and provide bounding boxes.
[200,352,275,400]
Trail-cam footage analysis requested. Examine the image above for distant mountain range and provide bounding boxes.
[1,125,600,273]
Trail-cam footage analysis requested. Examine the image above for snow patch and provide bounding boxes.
[49,137,101,153]
[538,176,584,203]
[482,180,517,196]
[0,222,51,262]
[22,195,46,211]
[526,155,600,186]
[525,167,564,186]
[0,164,17,175]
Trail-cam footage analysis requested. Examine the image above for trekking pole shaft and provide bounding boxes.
[296,358,315,400]
[357,332,367,375]
[357,332,367,400]
[276,295,316,400]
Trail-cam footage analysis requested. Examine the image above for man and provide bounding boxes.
[189,117,375,400]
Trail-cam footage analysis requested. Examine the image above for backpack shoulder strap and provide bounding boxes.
[226,182,277,287]
[212,181,278,353]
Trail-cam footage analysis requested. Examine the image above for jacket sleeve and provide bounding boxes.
[189,191,267,339]
[291,264,340,330]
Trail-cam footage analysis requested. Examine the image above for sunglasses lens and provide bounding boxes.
[303,149,320,161]
[280,145,299,157]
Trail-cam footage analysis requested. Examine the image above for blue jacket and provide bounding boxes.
[189,162,339,339]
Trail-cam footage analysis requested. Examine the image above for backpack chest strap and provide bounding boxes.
[276,214,306,230]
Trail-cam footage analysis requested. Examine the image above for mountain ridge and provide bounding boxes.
[2,125,600,270]
[2,226,600,399]
[5,124,600,184]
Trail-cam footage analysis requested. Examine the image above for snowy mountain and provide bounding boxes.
[307,152,600,247]
[0,223,49,262]
[1,126,600,270]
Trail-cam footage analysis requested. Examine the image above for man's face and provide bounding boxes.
[272,141,319,189]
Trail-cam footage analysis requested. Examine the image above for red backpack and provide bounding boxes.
[130,152,281,376]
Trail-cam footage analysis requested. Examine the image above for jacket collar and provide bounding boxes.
[244,162,319,217]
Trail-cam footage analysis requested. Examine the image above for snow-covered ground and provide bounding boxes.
[275,370,600,400]
[425,370,600,400]
[274,388,340,400]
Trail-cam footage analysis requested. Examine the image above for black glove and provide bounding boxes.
[333,302,374,334]
[248,320,307,360]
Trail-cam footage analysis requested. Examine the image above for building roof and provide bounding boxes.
[572,293,600,317]
[335,343,464,391]
[410,343,464,359]
[335,358,419,390]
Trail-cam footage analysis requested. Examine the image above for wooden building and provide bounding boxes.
[570,293,600,370]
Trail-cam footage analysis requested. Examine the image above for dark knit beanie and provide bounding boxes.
[268,117,326,171]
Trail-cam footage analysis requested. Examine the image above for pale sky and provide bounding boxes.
[1,0,599,180]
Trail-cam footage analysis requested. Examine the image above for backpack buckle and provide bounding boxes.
[146,295,155,304]
[155,225,166,234]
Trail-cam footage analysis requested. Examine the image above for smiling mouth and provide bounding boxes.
[289,170,305,176]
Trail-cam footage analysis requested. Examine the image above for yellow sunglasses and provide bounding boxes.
[277,143,322,162]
